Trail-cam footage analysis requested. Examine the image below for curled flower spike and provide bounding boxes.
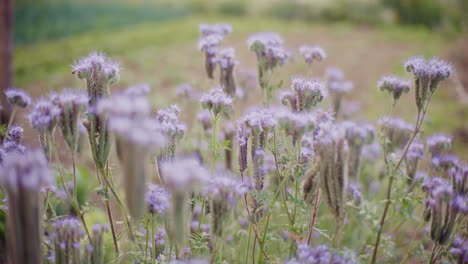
[405,56,452,111]
[431,154,459,172]
[324,67,353,115]
[449,235,468,264]
[50,89,88,153]
[160,158,207,246]
[427,133,452,158]
[421,176,465,245]
[281,77,327,112]
[299,45,327,64]
[146,184,170,215]
[275,109,315,146]
[49,217,85,263]
[200,88,233,116]
[378,116,414,152]
[28,99,61,159]
[85,224,109,264]
[341,121,374,180]
[204,172,245,238]
[4,87,31,108]
[198,34,223,79]
[247,32,289,101]
[237,122,250,176]
[377,75,411,103]
[0,149,52,264]
[154,227,166,258]
[199,23,232,37]
[157,104,187,160]
[122,83,151,97]
[72,51,120,170]
[404,142,424,184]
[218,48,238,96]
[316,124,349,224]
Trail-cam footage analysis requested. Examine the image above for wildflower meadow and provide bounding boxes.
[0,21,467,264]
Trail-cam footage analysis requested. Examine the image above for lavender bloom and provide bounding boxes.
[157,104,187,160]
[449,165,467,195]
[85,224,109,264]
[325,67,345,82]
[4,87,31,108]
[247,32,289,99]
[347,183,362,205]
[160,158,207,246]
[154,227,166,257]
[404,142,424,184]
[299,45,327,64]
[146,184,170,215]
[329,81,353,116]
[377,75,411,103]
[427,133,452,157]
[422,176,464,245]
[50,217,85,263]
[340,121,374,180]
[2,125,26,154]
[7,125,23,143]
[199,23,232,37]
[50,89,88,153]
[405,56,452,111]
[198,34,223,79]
[218,48,238,96]
[431,154,459,172]
[28,99,61,160]
[301,133,315,163]
[237,122,250,176]
[316,124,349,223]
[72,51,120,170]
[123,83,152,97]
[200,88,233,116]
[197,110,212,133]
[0,149,51,264]
[378,116,414,152]
[450,235,468,264]
[275,109,315,146]
[287,243,357,264]
[204,172,246,238]
[281,77,327,112]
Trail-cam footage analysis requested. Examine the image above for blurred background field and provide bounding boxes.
[12,0,468,157]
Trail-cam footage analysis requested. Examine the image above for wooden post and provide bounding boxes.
[0,0,13,125]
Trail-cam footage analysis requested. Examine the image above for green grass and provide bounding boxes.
[14,15,467,157]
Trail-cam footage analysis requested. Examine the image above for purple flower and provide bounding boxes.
[218,47,238,96]
[427,133,452,157]
[7,125,23,143]
[4,88,31,108]
[157,104,187,160]
[377,75,411,102]
[299,45,327,64]
[281,77,327,112]
[123,83,152,97]
[288,243,357,264]
[347,183,362,205]
[28,99,61,133]
[160,158,207,191]
[431,154,459,171]
[176,83,197,100]
[275,109,315,145]
[50,217,85,262]
[146,184,170,215]
[199,23,232,37]
[378,116,414,151]
[72,51,120,84]
[200,88,233,116]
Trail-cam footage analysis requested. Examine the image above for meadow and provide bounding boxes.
[1,4,467,264]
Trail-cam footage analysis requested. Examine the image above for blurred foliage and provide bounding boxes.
[217,0,248,17]
[382,0,442,28]
[14,0,190,45]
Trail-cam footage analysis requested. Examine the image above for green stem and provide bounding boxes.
[211,113,220,171]
[246,224,252,264]
[428,244,438,264]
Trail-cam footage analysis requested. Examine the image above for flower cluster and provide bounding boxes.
[146,184,170,215]
[1,125,25,154]
[281,77,327,112]
[377,75,411,103]
[198,23,232,79]
[49,217,85,263]
[218,47,238,96]
[378,116,414,152]
[341,121,374,180]
[287,243,356,264]
[427,133,452,158]
[405,56,452,111]
[200,88,233,116]
[4,87,31,108]
[325,67,353,115]
[299,45,327,64]
[275,109,315,145]
[157,104,187,160]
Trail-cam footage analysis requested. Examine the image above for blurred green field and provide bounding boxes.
[14,15,468,158]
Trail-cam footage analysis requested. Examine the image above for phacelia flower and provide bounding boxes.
[237,122,250,176]
[378,116,414,152]
[341,121,374,180]
[86,223,109,263]
[287,243,357,264]
[0,149,52,264]
[405,56,452,111]
[218,47,238,96]
[299,45,327,64]
[50,89,89,153]
[123,83,152,97]
[50,217,85,263]
[324,67,352,115]
[427,133,452,157]
[198,34,223,79]
[377,75,411,103]
[4,87,31,108]
[275,109,315,145]
[404,142,424,184]
[281,77,327,112]
[28,99,61,133]
[146,184,170,215]
[199,23,232,37]
[200,88,233,116]
[157,104,187,161]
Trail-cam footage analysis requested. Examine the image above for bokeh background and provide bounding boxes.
[5,0,468,157]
